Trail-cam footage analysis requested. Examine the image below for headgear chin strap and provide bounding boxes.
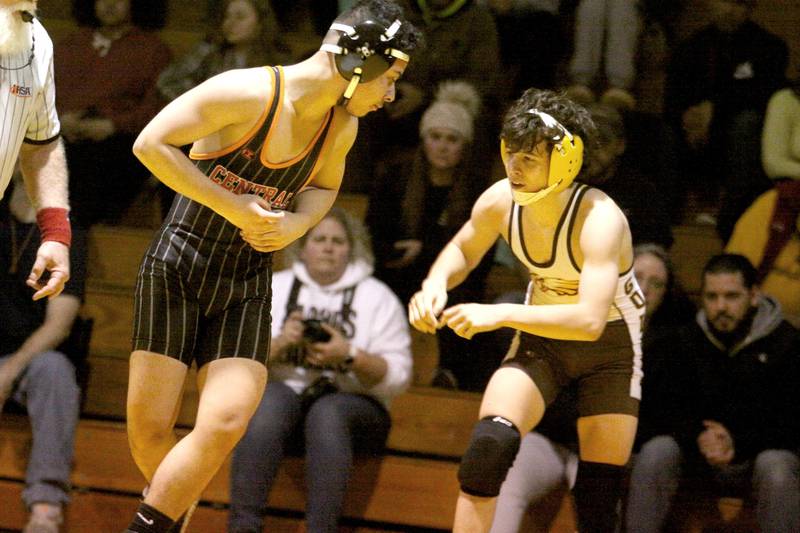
[321,19,410,104]
[511,181,562,206]
[502,109,584,205]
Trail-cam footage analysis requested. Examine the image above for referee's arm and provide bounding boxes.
[18,138,69,211]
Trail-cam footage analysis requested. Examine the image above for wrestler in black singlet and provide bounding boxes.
[132,66,333,367]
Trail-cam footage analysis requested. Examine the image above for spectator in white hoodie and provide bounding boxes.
[228,207,412,533]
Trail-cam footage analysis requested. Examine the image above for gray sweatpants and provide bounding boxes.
[2,351,81,508]
[490,432,579,533]
[569,0,641,89]
[626,435,800,533]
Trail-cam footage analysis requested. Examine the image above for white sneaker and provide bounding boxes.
[24,503,63,533]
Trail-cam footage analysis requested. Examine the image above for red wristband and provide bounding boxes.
[36,207,72,247]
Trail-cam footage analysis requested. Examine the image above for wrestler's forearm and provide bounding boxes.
[424,242,472,291]
[291,187,338,230]
[498,302,608,341]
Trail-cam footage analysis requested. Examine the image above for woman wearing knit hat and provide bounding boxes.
[367,80,497,390]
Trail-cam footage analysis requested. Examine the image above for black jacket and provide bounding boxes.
[643,296,800,463]
[665,20,788,128]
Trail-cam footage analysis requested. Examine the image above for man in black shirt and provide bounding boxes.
[0,177,87,533]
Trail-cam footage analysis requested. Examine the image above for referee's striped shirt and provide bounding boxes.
[0,19,60,198]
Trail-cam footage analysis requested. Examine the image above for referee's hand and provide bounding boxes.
[27,241,70,300]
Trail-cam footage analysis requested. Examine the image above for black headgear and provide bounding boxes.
[321,19,410,103]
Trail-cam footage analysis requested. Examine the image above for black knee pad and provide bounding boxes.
[458,415,521,497]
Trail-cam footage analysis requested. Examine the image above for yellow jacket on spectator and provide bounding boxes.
[726,189,800,324]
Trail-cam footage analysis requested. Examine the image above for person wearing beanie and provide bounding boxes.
[367,80,497,391]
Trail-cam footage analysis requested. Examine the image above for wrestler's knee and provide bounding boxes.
[458,415,521,498]
[195,406,254,450]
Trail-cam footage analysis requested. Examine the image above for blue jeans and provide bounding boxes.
[228,381,391,533]
[626,435,800,533]
[2,351,80,508]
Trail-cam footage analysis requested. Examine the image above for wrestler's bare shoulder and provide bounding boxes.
[197,67,276,109]
[476,180,514,214]
[579,186,628,227]
[469,180,513,231]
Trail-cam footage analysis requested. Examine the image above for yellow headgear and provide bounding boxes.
[501,109,584,205]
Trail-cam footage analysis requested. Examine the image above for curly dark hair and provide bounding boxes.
[334,0,424,55]
[501,88,598,156]
[72,0,167,30]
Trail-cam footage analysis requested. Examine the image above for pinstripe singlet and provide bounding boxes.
[132,66,334,363]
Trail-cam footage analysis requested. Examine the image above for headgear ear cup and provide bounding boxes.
[548,134,584,192]
[501,110,585,205]
[500,133,583,189]
[500,138,509,166]
[321,19,410,103]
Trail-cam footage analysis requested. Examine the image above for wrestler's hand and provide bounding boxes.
[408,279,447,334]
[240,210,308,252]
[224,194,274,233]
[27,241,70,301]
[441,303,502,339]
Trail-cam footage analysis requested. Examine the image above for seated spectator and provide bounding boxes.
[398,0,501,118]
[664,0,787,237]
[366,80,492,390]
[761,77,800,182]
[587,104,674,247]
[368,0,502,160]
[725,77,800,324]
[633,0,687,116]
[626,254,800,533]
[631,243,696,449]
[0,177,88,533]
[565,0,642,111]
[726,181,800,325]
[157,0,290,102]
[488,243,694,532]
[479,0,564,97]
[228,208,412,533]
[55,0,171,227]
